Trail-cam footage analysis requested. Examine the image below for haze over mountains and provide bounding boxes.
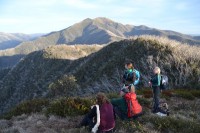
[0,17,200,69]
[0,33,44,50]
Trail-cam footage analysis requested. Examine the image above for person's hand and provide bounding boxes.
[148,81,152,87]
[91,105,95,109]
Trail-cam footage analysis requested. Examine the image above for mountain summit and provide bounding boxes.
[0,17,200,68]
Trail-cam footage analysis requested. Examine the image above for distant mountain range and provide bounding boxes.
[0,32,44,50]
[0,36,199,115]
[193,36,200,40]
[0,17,200,69]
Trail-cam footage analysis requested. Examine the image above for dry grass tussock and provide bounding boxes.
[43,44,103,60]
[0,114,86,133]
[131,35,200,60]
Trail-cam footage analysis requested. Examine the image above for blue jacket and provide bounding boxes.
[123,69,139,86]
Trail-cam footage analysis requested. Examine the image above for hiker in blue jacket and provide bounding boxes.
[122,62,140,88]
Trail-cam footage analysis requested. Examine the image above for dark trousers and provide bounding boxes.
[114,106,143,120]
[113,106,127,120]
[80,114,114,133]
[98,130,114,133]
[80,114,96,131]
[131,111,143,119]
[152,86,161,113]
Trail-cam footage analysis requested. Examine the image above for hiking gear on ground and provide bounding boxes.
[159,102,170,116]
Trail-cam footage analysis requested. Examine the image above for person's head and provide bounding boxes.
[154,67,161,74]
[96,92,109,106]
[125,62,134,70]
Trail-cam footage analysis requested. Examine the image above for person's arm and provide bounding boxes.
[91,105,100,133]
[111,98,123,106]
[157,74,161,86]
[122,70,127,84]
[132,72,136,85]
[87,105,97,119]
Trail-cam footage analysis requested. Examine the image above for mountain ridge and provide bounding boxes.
[0,32,44,50]
[0,17,200,69]
[0,36,199,115]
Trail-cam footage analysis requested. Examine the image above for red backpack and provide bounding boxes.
[124,92,142,118]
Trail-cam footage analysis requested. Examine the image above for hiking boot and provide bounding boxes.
[166,110,170,116]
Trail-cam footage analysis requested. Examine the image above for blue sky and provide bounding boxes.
[0,0,199,34]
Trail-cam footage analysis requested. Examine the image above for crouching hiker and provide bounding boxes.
[111,85,143,120]
[79,93,115,133]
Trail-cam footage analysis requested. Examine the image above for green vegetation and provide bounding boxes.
[46,97,95,117]
[190,90,200,98]
[137,97,151,107]
[2,99,49,119]
[141,115,200,133]
[174,89,198,100]
[48,75,79,97]
[1,92,120,120]
[1,90,200,133]
[175,91,195,100]
[0,68,10,80]
[115,119,145,132]
[137,88,200,100]
[161,90,174,98]
[1,97,96,120]
[106,92,120,99]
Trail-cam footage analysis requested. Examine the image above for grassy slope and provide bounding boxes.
[74,36,200,91]
[0,89,200,133]
[0,36,199,116]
